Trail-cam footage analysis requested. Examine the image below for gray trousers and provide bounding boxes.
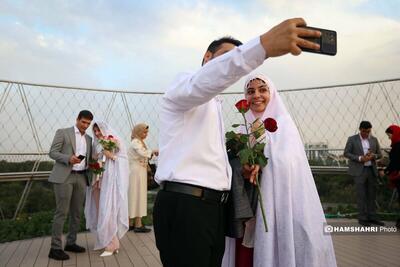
[354,167,377,221]
[51,173,86,249]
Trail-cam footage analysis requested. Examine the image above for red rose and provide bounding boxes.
[108,135,114,139]
[235,99,250,113]
[264,118,278,132]
[89,162,100,169]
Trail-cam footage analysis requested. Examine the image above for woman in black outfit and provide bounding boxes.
[382,125,400,228]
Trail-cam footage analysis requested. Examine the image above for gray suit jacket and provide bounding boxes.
[225,157,258,238]
[48,126,92,184]
[344,134,382,177]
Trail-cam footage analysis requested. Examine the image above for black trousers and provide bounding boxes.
[153,190,226,267]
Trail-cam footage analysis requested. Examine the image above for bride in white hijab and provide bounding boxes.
[223,73,336,267]
[85,120,129,257]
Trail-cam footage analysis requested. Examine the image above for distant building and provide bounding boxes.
[305,142,345,166]
[305,142,329,161]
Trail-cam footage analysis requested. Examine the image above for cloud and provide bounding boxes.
[0,0,398,91]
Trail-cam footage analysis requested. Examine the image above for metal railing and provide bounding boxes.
[1,78,399,219]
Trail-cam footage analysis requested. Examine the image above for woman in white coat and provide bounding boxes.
[222,74,337,267]
[128,123,158,233]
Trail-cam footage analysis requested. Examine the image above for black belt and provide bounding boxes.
[161,181,229,204]
[71,170,86,174]
[364,166,373,168]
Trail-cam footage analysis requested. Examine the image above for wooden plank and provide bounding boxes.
[121,233,147,267]
[0,240,19,267]
[76,233,90,267]
[127,233,151,257]
[136,231,161,265]
[129,232,161,267]
[332,235,399,266]
[103,252,119,267]
[114,244,135,267]
[20,238,43,267]
[337,234,400,262]
[34,236,51,267]
[6,239,32,267]
[63,247,76,266]
[0,242,7,255]
[86,232,105,267]
[48,257,62,267]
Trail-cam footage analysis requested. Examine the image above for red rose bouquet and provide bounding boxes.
[88,160,105,175]
[226,99,278,232]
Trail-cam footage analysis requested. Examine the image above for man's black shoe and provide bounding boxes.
[48,248,70,261]
[133,226,152,233]
[129,225,135,231]
[64,244,86,253]
[369,219,385,226]
[358,220,371,226]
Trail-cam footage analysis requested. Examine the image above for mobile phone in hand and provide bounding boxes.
[77,155,85,160]
[300,26,337,56]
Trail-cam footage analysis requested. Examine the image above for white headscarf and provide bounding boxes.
[244,74,336,267]
[85,120,129,249]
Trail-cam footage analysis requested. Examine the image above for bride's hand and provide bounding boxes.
[104,150,116,160]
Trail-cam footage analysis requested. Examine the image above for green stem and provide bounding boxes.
[255,174,268,232]
[242,112,268,232]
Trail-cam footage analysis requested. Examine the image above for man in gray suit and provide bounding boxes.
[344,121,384,226]
[48,110,93,261]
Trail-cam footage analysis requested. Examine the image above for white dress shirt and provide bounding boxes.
[155,37,266,191]
[73,125,87,171]
[359,134,372,166]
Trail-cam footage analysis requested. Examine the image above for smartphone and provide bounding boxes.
[300,26,337,56]
[77,155,85,160]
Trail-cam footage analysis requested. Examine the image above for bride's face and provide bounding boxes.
[93,126,104,139]
[245,79,270,113]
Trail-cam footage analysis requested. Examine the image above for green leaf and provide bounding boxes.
[238,148,253,165]
[254,143,265,152]
[256,156,268,167]
[225,131,237,140]
[239,134,248,144]
[232,124,241,128]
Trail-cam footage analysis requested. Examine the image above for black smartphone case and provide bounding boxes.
[301,26,337,56]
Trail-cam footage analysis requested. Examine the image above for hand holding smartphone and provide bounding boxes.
[77,155,85,160]
[300,26,337,56]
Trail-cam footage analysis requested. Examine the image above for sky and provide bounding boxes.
[0,0,399,92]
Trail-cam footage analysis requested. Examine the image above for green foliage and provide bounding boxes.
[0,211,87,243]
[0,160,54,173]
[315,173,399,216]
[225,131,268,167]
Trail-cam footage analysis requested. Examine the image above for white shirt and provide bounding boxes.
[359,134,372,166]
[73,125,87,171]
[155,37,266,191]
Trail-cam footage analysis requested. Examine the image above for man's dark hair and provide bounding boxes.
[385,127,393,134]
[202,36,242,65]
[206,36,242,54]
[359,121,372,129]
[77,110,93,120]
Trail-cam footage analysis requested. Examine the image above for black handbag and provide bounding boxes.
[147,163,159,190]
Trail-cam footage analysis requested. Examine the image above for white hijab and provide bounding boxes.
[240,74,336,267]
[85,120,129,249]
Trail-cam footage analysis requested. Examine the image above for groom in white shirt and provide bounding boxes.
[153,18,321,267]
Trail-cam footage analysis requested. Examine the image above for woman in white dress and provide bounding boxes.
[222,73,337,267]
[85,121,129,257]
[128,123,158,233]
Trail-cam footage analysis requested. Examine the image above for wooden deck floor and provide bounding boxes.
[1,219,399,267]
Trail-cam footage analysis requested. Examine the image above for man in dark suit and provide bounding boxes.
[48,110,93,261]
[344,121,384,226]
